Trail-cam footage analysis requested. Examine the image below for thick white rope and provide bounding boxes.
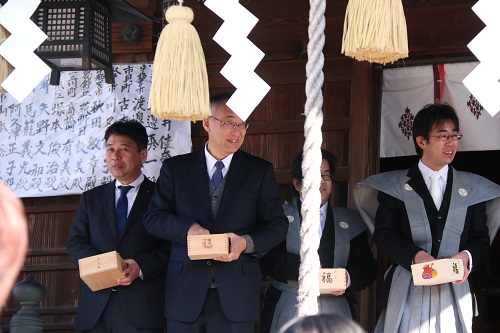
[297,0,326,317]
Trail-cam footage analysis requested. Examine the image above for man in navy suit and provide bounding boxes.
[144,92,288,333]
[67,119,169,333]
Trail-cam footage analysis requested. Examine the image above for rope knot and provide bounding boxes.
[165,5,194,24]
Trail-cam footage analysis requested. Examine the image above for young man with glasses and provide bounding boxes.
[144,92,288,333]
[356,103,500,333]
[260,149,377,333]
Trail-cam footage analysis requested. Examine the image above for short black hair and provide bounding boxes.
[290,149,337,198]
[104,119,148,151]
[412,103,460,156]
[209,92,233,113]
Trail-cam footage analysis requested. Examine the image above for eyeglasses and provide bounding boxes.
[320,173,333,181]
[430,133,463,141]
[210,116,249,130]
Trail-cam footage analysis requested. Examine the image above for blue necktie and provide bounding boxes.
[116,185,133,237]
[211,161,224,189]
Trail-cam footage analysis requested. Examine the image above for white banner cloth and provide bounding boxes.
[381,62,500,157]
[443,62,500,152]
[0,63,192,197]
[381,66,434,157]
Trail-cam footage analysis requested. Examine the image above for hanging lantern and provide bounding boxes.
[31,0,155,86]
[341,0,409,65]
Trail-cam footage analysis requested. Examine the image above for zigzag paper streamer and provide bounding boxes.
[0,0,51,102]
[205,0,270,121]
[463,0,500,117]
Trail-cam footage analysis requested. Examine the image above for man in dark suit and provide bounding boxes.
[355,104,500,333]
[144,92,288,333]
[260,149,377,333]
[66,119,169,333]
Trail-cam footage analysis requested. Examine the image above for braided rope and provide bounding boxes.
[297,0,326,317]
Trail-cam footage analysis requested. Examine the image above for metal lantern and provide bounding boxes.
[32,0,114,85]
[31,0,157,86]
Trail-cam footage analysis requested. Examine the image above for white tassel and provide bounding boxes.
[149,2,210,121]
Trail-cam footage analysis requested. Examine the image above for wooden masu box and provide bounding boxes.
[318,268,347,293]
[187,234,229,260]
[78,251,125,291]
[411,258,464,286]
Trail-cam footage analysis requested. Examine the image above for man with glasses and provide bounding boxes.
[144,92,288,333]
[259,149,377,333]
[355,103,500,333]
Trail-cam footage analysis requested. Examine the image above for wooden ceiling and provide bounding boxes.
[114,0,481,65]
[178,0,481,63]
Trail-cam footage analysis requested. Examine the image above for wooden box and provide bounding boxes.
[411,258,464,286]
[318,268,346,293]
[187,234,229,260]
[78,251,125,291]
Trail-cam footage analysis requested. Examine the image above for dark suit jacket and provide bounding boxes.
[66,177,169,331]
[144,149,288,323]
[372,165,490,306]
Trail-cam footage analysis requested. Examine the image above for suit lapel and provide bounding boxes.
[103,181,119,240]
[407,164,453,213]
[440,167,454,212]
[189,150,212,218]
[318,206,335,268]
[407,165,436,211]
[124,177,154,235]
[216,150,246,219]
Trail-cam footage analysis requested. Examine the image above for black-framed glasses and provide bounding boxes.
[320,173,333,181]
[430,133,463,141]
[210,116,249,130]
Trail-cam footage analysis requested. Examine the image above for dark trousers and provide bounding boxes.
[260,284,281,333]
[167,288,255,333]
[81,293,165,333]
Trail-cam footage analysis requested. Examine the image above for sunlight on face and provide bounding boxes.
[418,120,458,171]
[203,103,247,160]
[105,134,146,184]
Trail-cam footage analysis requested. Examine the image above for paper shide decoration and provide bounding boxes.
[463,0,500,117]
[0,0,51,102]
[205,0,270,122]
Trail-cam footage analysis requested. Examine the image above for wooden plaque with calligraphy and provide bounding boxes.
[78,251,125,291]
[411,258,464,286]
[318,268,347,293]
[187,234,229,260]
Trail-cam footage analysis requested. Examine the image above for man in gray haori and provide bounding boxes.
[355,103,500,333]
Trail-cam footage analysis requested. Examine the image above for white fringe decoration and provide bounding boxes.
[149,1,210,121]
[341,0,409,64]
